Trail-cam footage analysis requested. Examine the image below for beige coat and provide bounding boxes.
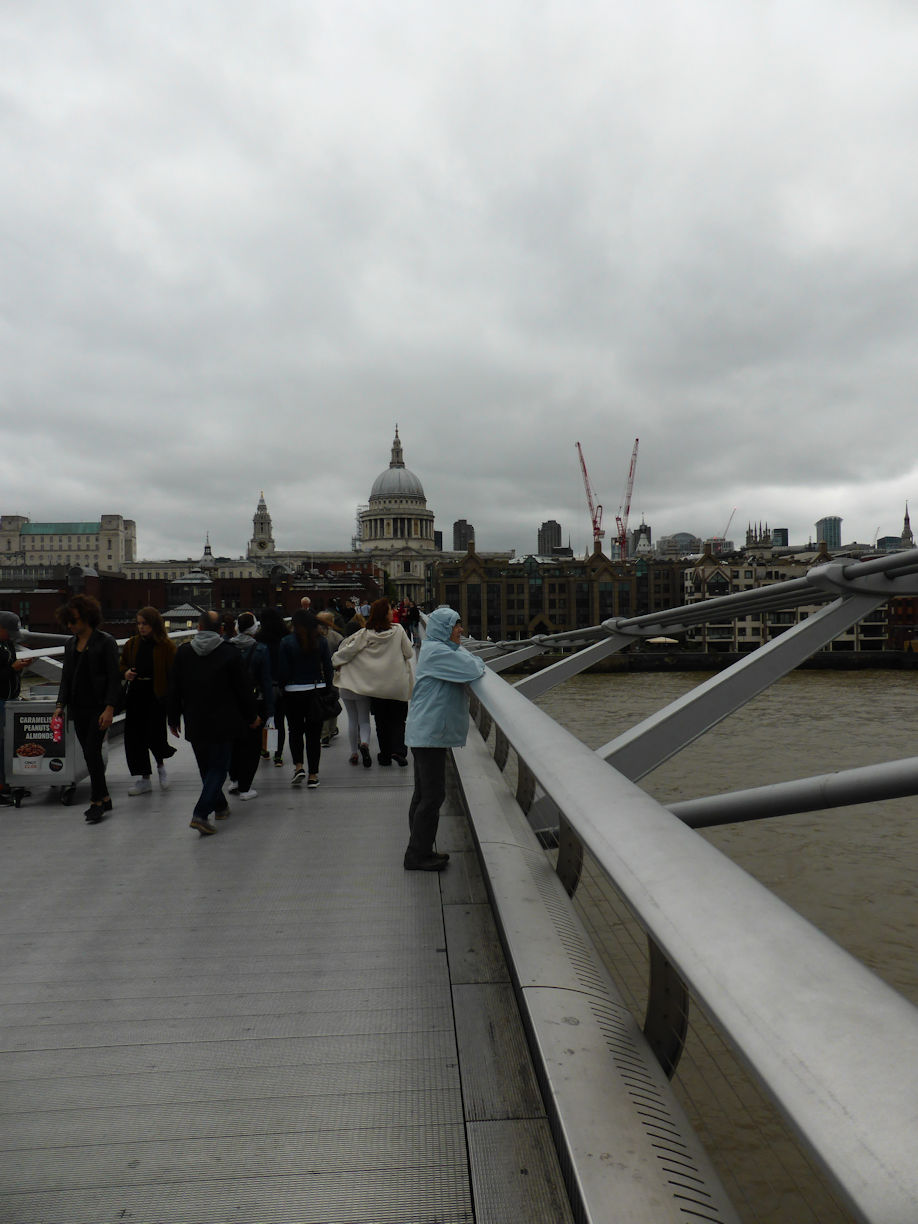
[331,627,415,701]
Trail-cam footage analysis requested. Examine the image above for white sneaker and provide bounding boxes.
[157,765,169,790]
[128,778,152,796]
[239,789,257,801]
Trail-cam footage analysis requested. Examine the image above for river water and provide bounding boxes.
[535,669,918,1223]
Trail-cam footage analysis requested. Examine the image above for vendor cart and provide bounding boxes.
[3,695,105,807]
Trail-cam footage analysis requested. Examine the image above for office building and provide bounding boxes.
[453,520,475,550]
[815,517,842,550]
[537,520,562,555]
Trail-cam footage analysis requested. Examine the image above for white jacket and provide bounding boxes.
[331,627,415,701]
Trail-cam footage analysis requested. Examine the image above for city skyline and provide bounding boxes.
[3,486,906,568]
[3,4,918,560]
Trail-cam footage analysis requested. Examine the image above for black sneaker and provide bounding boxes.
[292,768,306,785]
[403,853,449,872]
[84,803,106,824]
[190,817,217,836]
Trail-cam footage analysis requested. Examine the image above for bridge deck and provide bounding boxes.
[0,731,572,1224]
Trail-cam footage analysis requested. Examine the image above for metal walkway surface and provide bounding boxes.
[0,734,572,1224]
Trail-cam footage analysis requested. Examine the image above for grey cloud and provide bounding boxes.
[3,1,918,558]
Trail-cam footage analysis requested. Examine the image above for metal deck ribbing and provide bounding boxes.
[0,733,571,1224]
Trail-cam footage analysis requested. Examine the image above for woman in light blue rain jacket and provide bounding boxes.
[403,607,485,871]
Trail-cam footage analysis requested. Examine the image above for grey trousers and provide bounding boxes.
[407,747,447,858]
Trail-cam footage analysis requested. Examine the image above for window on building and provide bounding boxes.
[598,581,615,620]
[467,583,482,637]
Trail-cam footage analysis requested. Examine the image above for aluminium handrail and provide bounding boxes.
[468,662,918,1223]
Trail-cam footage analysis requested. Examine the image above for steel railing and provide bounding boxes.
[457,548,918,1222]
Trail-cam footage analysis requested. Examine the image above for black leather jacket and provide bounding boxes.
[57,630,122,710]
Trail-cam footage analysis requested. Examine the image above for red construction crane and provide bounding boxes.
[575,442,605,545]
[615,438,639,559]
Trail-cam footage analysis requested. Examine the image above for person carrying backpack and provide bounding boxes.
[227,612,274,801]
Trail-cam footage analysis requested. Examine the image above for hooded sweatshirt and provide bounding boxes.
[168,631,257,743]
[404,608,486,749]
[331,625,414,701]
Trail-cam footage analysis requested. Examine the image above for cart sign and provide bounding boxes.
[10,709,66,775]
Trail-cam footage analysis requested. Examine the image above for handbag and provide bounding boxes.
[311,686,341,721]
[113,678,131,715]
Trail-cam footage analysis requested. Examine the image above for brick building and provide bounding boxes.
[434,544,689,642]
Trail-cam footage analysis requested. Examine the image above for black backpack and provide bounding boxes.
[239,642,263,703]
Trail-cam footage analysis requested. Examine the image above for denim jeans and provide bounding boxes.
[191,740,232,820]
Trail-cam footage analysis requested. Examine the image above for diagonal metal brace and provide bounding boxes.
[598,592,883,782]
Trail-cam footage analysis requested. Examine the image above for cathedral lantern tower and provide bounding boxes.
[359,427,436,553]
[248,492,276,558]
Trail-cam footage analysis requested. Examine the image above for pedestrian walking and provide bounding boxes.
[54,595,122,824]
[120,606,177,796]
[331,598,414,768]
[316,612,343,746]
[278,610,334,788]
[168,609,260,836]
[402,608,485,871]
[227,612,274,801]
[404,599,422,647]
[256,606,290,767]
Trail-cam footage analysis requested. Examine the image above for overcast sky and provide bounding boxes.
[3,1,918,560]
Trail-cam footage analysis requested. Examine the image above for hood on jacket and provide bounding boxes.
[424,607,460,648]
[0,610,22,642]
[190,630,224,656]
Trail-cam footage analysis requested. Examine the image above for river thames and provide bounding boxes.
[536,668,918,1224]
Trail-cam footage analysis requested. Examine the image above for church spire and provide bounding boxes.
[903,501,913,547]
